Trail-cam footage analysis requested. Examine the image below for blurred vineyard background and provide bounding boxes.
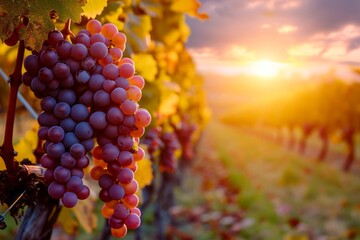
[1,0,360,239]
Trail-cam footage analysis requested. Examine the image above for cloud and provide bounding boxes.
[278,25,298,33]
[186,0,360,68]
[288,24,360,62]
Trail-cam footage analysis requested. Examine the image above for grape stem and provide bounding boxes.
[0,40,25,179]
[61,18,75,40]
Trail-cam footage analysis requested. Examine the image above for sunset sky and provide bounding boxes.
[186,0,360,78]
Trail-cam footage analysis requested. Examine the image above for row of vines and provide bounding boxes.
[0,0,210,239]
[223,76,360,171]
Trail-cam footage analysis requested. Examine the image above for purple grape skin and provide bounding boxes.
[113,203,130,219]
[56,40,72,59]
[74,33,90,47]
[40,96,57,112]
[70,143,85,158]
[79,90,94,107]
[108,216,124,229]
[98,174,114,189]
[75,121,93,140]
[115,77,130,89]
[76,70,91,84]
[71,168,84,178]
[65,58,81,73]
[48,30,64,48]
[38,126,49,140]
[71,104,89,122]
[62,191,78,208]
[63,132,80,149]
[81,138,94,152]
[40,154,57,169]
[89,111,107,130]
[47,126,65,142]
[93,90,111,107]
[60,118,76,132]
[77,185,90,200]
[101,143,120,162]
[60,74,75,88]
[48,181,66,199]
[66,176,84,193]
[46,142,66,159]
[117,168,134,184]
[60,152,77,168]
[124,213,141,229]
[71,43,88,61]
[24,54,41,75]
[53,166,71,183]
[108,184,125,200]
[89,74,106,91]
[81,56,96,72]
[116,136,134,151]
[54,102,71,119]
[117,151,134,167]
[58,89,77,106]
[53,62,70,79]
[111,87,127,104]
[75,155,90,169]
[107,107,124,125]
[38,112,59,127]
[40,48,59,67]
[38,67,54,83]
[31,76,47,93]
[104,124,119,139]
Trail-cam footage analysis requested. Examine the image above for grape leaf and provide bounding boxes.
[98,1,125,31]
[57,208,78,234]
[138,0,163,18]
[72,189,97,233]
[170,0,208,19]
[0,0,86,51]
[124,12,152,52]
[151,13,190,46]
[132,53,157,82]
[14,122,38,164]
[82,0,108,19]
[134,156,153,189]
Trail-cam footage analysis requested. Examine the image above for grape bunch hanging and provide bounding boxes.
[22,19,151,238]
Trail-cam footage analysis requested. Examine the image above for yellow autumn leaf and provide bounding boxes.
[132,53,158,82]
[82,0,108,18]
[57,208,78,235]
[135,156,153,189]
[170,0,209,19]
[72,180,98,233]
[158,92,179,117]
[14,122,38,164]
[283,234,309,240]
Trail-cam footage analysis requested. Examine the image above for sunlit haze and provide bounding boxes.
[186,0,360,79]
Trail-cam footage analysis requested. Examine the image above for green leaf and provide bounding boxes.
[138,0,163,18]
[132,53,158,82]
[0,0,85,51]
[124,12,152,52]
[98,1,125,31]
[82,0,108,19]
[170,0,208,19]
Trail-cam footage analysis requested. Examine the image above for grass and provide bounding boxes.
[176,119,360,239]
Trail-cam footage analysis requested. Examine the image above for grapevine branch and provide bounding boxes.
[0,40,25,179]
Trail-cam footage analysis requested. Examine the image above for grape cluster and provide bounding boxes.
[23,19,151,237]
[159,132,180,173]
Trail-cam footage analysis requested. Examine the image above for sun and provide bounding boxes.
[247,60,285,78]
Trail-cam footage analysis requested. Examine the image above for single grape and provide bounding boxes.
[48,181,66,199]
[62,192,78,208]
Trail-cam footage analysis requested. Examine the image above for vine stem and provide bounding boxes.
[0,40,25,178]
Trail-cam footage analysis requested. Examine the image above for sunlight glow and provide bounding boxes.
[247,60,285,78]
